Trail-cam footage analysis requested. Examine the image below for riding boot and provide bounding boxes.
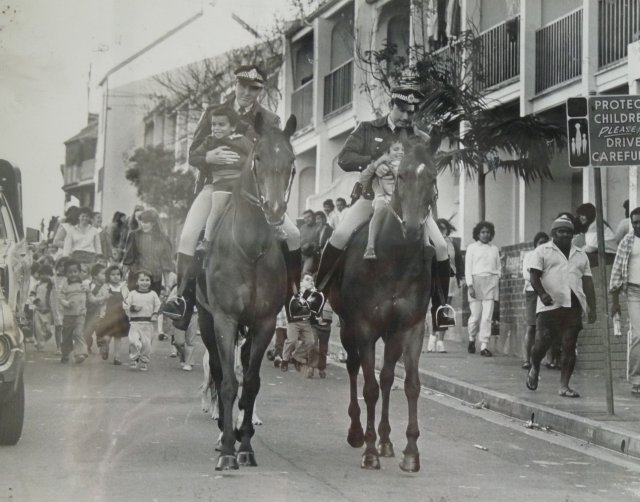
[431,258,455,329]
[162,253,197,330]
[315,243,344,292]
[282,245,310,322]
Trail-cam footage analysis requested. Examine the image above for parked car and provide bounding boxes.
[0,159,29,445]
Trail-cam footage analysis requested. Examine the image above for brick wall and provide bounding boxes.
[577,264,628,375]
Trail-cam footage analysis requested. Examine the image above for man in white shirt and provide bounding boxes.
[526,216,597,398]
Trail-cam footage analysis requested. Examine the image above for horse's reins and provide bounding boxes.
[388,179,438,231]
[245,154,296,214]
[234,151,296,264]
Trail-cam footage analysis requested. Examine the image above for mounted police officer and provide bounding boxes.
[314,83,455,328]
[164,64,308,327]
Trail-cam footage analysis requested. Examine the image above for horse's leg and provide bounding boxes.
[399,323,425,473]
[359,336,380,470]
[378,338,403,458]
[341,323,363,448]
[199,310,224,429]
[210,310,241,471]
[235,315,275,467]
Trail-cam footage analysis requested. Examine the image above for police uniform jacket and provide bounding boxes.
[337,115,416,173]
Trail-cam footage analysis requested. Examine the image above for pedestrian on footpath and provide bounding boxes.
[58,259,89,364]
[123,270,161,371]
[614,200,630,244]
[521,232,550,369]
[96,265,130,365]
[465,221,501,357]
[526,215,597,398]
[610,206,640,395]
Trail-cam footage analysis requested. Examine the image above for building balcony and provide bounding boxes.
[474,17,520,91]
[62,159,95,189]
[535,9,583,94]
[324,59,353,118]
[292,80,314,131]
[599,0,640,68]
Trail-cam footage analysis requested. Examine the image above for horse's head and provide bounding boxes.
[394,141,438,242]
[250,113,297,225]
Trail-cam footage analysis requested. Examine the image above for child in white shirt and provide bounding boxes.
[123,270,161,371]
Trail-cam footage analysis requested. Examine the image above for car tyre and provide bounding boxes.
[0,374,25,445]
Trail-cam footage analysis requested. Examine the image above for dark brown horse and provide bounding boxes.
[327,141,438,472]
[197,113,297,471]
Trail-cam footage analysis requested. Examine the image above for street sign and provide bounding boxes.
[567,95,640,168]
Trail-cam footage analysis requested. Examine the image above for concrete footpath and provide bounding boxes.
[328,336,640,461]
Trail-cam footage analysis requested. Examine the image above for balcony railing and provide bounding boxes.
[291,80,314,129]
[535,9,582,94]
[599,0,640,68]
[474,17,520,91]
[432,43,463,82]
[324,59,353,117]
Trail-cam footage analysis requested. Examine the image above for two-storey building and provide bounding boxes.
[281,0,640,368]
[62,114,99,210]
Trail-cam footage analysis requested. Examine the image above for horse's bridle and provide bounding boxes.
[388,179,439,231]
[245,153,296,225]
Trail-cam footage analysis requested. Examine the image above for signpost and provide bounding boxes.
[566,95,640,415]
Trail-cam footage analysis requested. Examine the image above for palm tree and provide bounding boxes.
[357,33,567,221]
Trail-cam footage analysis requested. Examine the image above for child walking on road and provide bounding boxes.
[97,265,130,365]
[58,259,89,364]
[124,270,161,371]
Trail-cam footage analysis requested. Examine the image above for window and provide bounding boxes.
[293,36,314,88]
[387,14,410,63]
[330,7,354,70]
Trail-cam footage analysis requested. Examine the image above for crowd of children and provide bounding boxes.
[25,244,167,372]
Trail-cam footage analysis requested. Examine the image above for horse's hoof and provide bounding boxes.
[399,453,420,473]
[236,451,258,467]
[347,427,365,448]
[377,441,395,457]
[361,452,381,470]
[215,454,239,471]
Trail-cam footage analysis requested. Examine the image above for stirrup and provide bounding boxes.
[306,290,325,316]
[435,304,456,329]
[288,295,311,322]
[162,297,186,320]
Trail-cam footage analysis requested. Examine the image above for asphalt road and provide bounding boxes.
[2,337,640,502]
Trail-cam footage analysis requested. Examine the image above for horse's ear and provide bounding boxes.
[254,112,264,136]
[283,114,297,139]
